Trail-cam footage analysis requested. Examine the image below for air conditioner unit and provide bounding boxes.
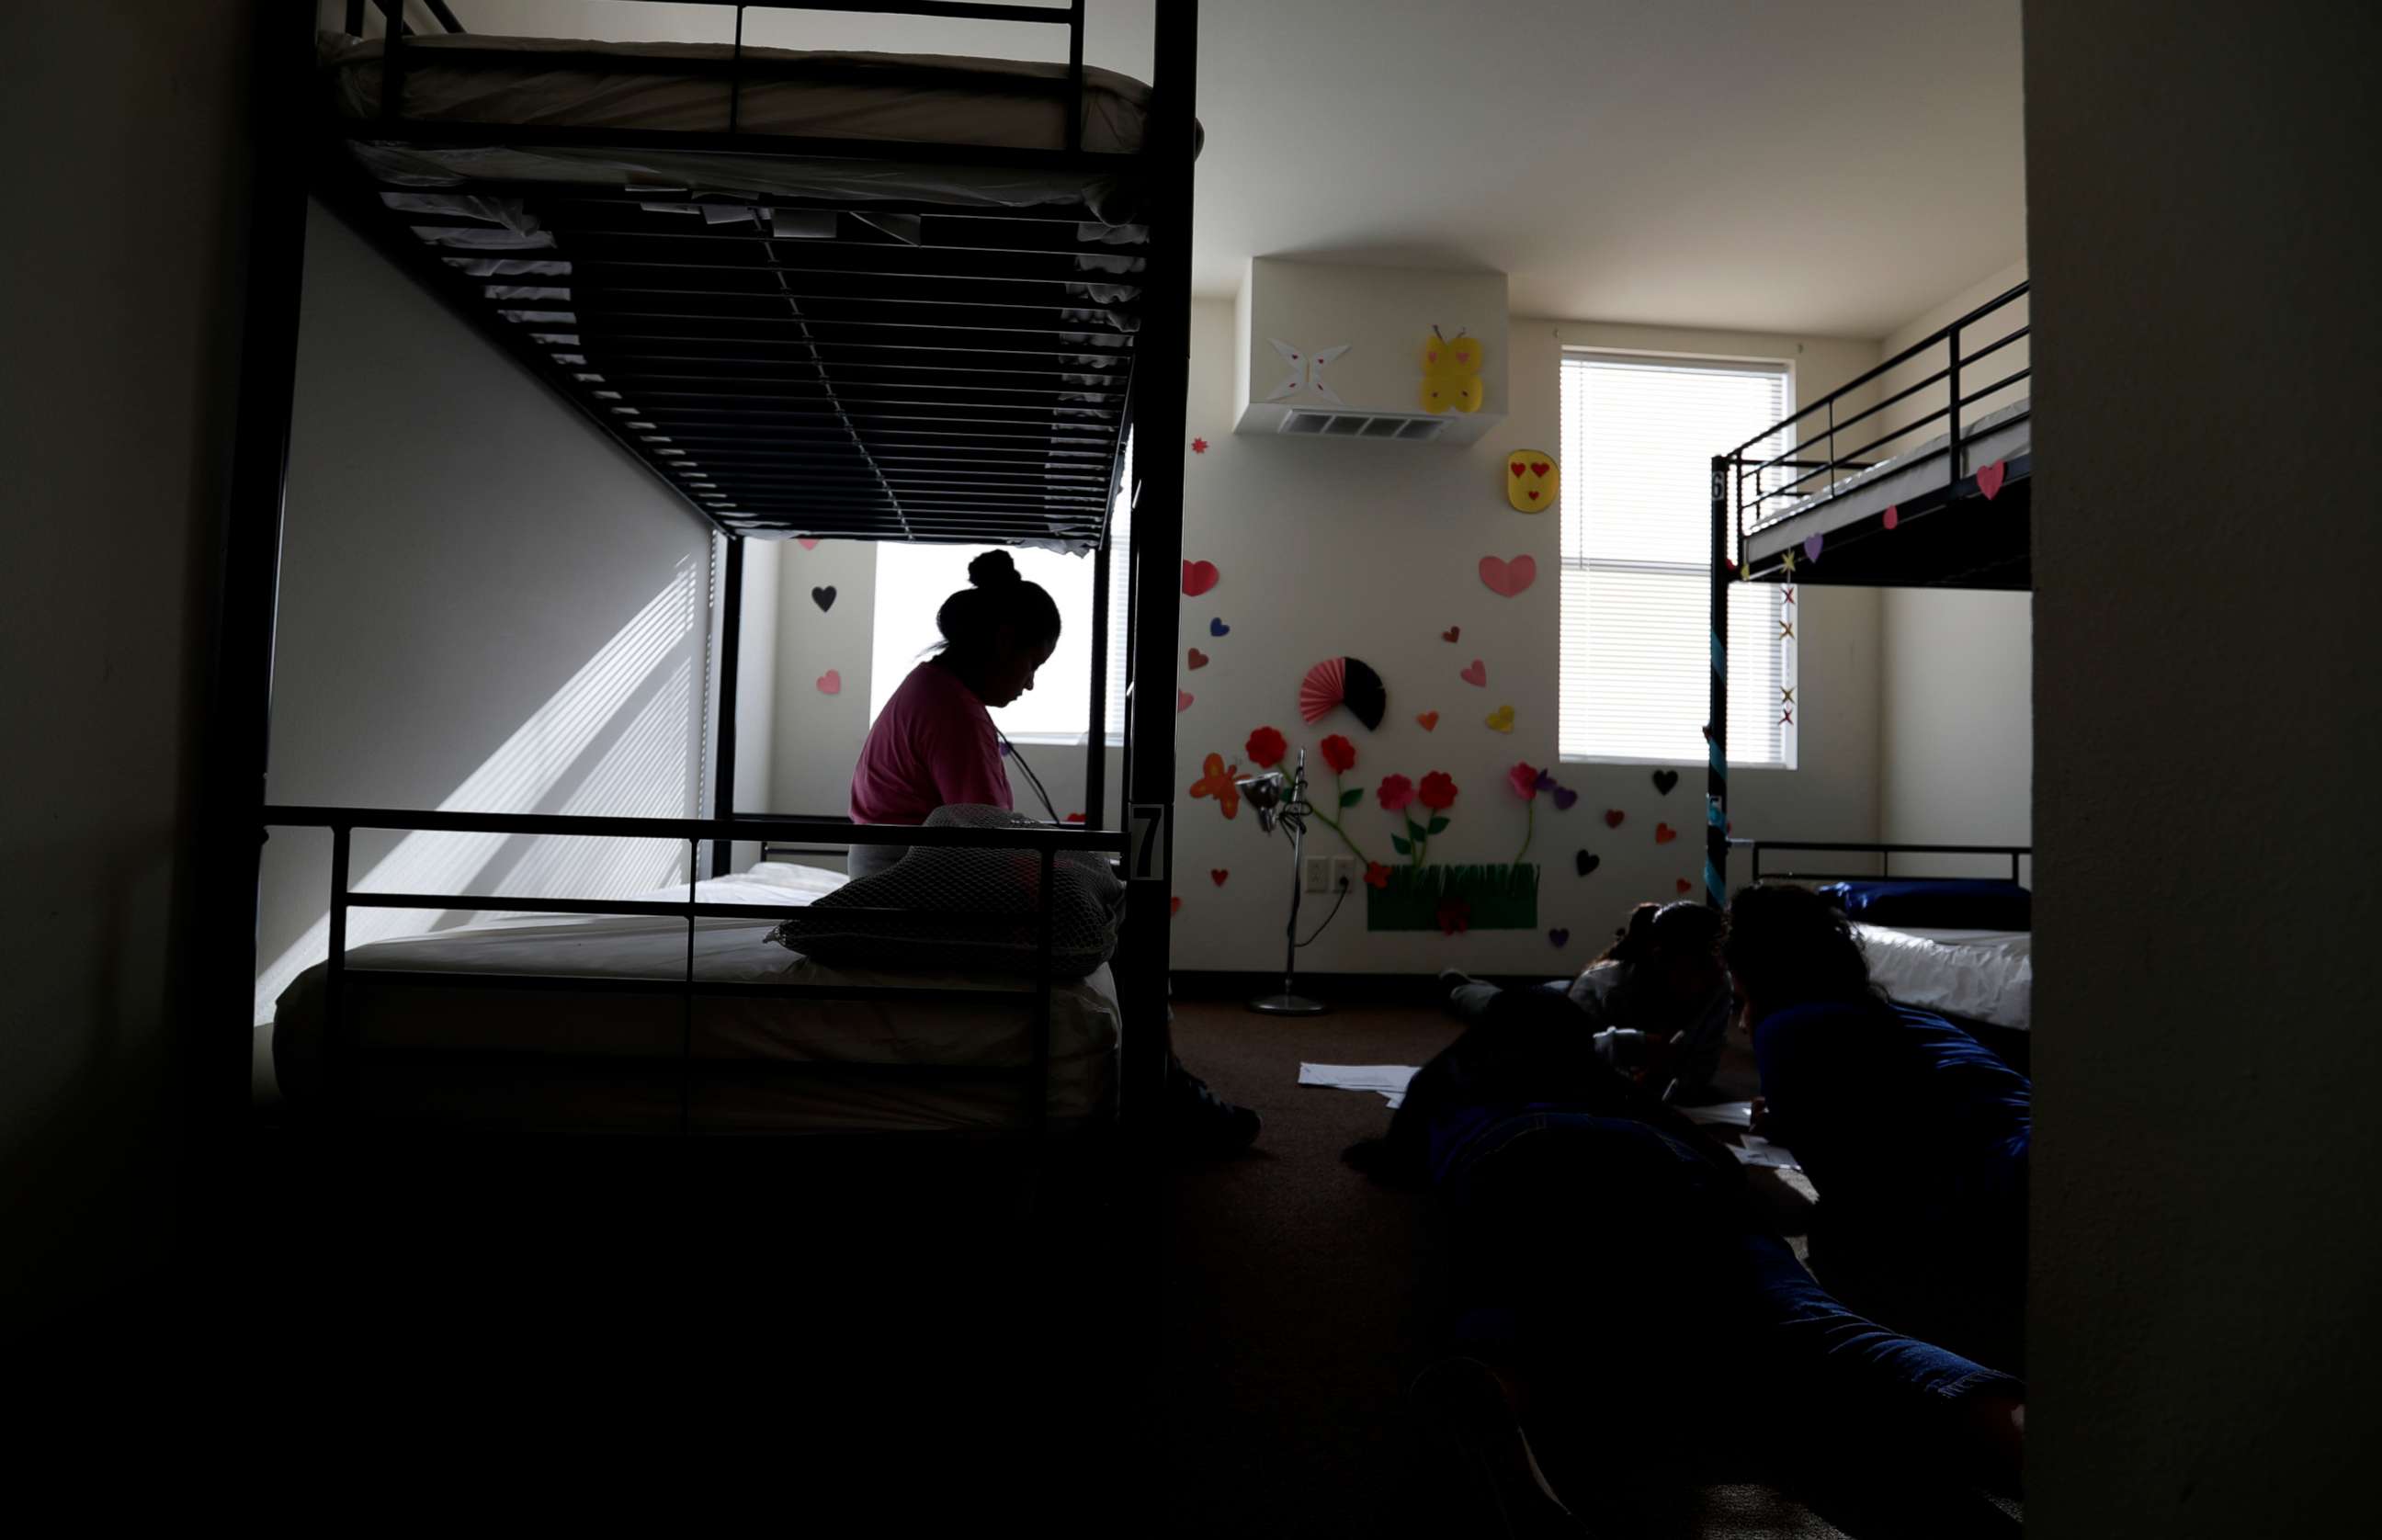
[1233,257,1508,445]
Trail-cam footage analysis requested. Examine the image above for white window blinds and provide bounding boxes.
[868,431,1132,742]
[1559,352,1798,767]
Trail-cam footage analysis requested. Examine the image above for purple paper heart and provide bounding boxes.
[1551,785,1579,811]
[1548,928,1570,947]
[1802,532,1823,562]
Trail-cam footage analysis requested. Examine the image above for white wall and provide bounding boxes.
[2024,2,2379,1533]
[254,203,719,1052]
[2,0,261,1319]
[1870,255,2031,455]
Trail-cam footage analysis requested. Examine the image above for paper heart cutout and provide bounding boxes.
[1480,554,1537,597]
[1065,812,1084,823]
[1182,560,1220,596]
[1186,647,1209,670]
[1170,896,1183,915]
[1977,460,2007,500]
[1484,704,1515,733]
[1651,768,1679,796]
[1655,822,1678,844]
[1676,878,1694,896]
[1551,786,1579,811]
[1548,928,1570,947]
[796,538,819,549]
[1575,850,1601,877]
[1177,689,1194,713]
[1209,617,1230,637]
[1604,809,1626,830]
[811,584,836,613]
[1415,711,1439,731]
[1802,533,1823,562]
[816,669,841,695]
[1530,461,1550,478]
[1210,868,1229,887]
[1510,462,1526,478]
[1882,504,1900,530]
[1526,489,1541,502]
[1442,626,1460,643]
[1459,659,1488,687]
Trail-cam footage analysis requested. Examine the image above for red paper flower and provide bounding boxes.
[1378,775,1415,812]
[1244,725,1287,768]
[1320,734,1356,775]
[1364,861,1391,889]
[1436,896,1473,935]
[1418,771,1459,811]
[1191,437,1209,454]
[1507,761,1541,800]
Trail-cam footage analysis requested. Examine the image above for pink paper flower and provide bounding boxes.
[1243,725,1287,768]
[1507,762,1542,800]
[1418,771,1459,811]
[1320,734,1356,775]
[1377,775,1415,812]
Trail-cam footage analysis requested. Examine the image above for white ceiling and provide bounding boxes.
[425,0,2027,338]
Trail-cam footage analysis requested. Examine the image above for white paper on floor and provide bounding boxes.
[1680,1100,1755,1127]
[1730,1134,1802,1171]
[1299,1062,1419,1107]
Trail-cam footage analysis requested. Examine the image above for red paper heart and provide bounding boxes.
[1182,559,1220,595]
[1510,462,1526,478]
[1882,504,1900,530]
[1604,809,1625,830]
[816,669,841,695]
[1530,462,1549,477]
[1526,490,1541,501]
[1415,711,1439,731]
[1170,896,1183,915]
[796,538,820,549]
[1186,648,1209,670]
[1442,626,1460,643]
[1676,878,1694,896]
[1210,868,1229,887]
[1177,689,1194,713]
[1977,460,2007,500]
[1655,822,1678,844]
[1480,554,1537,597]
[1459,659,1488,687]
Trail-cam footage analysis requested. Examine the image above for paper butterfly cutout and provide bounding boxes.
[1189,753,1242,821]
[1265,339,1351,405]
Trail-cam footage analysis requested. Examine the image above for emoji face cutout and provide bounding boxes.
[1420,328,1485,414]
[1505,449,1557,512]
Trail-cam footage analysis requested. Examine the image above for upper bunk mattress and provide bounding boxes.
[1746,398,2032,565]
[323,32,1187,221]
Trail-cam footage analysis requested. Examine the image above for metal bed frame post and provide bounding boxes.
[1946,317,1962,492]
[1117,0,1198,1144]
[712,535,745,878]
[1705,455,1730,910]
[1084,519,1111,829]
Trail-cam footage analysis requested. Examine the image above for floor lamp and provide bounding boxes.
[1237,749,1329,1016]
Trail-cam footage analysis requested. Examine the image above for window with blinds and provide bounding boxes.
[1559,352,1798,767]
[868,431,1131,742]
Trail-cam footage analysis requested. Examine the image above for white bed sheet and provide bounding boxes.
[323,31,1179,221]
[270,862,1119,1133]
[1746,398,2032,563]
[1854,922,2032,1031]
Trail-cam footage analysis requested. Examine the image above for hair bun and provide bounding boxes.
[967,549,1022,589]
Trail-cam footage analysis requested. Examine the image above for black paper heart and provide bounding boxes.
[1651,768,1679,796]
[1575,850,1601,877]
[812,585,837,613]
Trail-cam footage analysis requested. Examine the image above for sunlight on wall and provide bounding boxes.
[252,558,704,1024]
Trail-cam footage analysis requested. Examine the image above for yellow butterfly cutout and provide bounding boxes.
[1484,704,1515,733]
[1420,326,1485,414]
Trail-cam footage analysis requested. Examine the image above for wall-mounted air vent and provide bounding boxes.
[1277,409,1449,442]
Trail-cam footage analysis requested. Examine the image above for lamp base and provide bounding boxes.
[1249,991,1328,1016]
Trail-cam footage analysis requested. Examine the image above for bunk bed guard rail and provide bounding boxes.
[1730,838,2031,886]
[267,804,1128,1138]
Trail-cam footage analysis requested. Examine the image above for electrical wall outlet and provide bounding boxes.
[1334,856,1360,891]
[1303,855,1335,893]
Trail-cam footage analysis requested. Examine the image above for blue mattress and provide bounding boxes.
[1817,878,2031,931]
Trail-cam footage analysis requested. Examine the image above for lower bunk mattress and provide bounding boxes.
[272,902,1119,1137]
[1854,923,2031,1032]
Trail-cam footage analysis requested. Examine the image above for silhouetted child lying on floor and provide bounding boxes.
[1347,983,2024,1533]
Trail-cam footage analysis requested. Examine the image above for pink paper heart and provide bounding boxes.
[1977,460,2007,500]
[1882,505,1900,530]
[1459,659,1488,687]
[1182,559,1220,596]
[1177,689,1194,713]
[797,538,820,549]
[816,669,841,695]
[1480,554,1537,597]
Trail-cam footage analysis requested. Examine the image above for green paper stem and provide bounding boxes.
[1514,798,1534,865]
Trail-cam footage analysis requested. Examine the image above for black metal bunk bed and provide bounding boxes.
[206,0,1199,1155]
[1702,280,2032,911]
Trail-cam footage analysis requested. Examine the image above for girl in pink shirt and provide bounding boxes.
[847,550,1060,878]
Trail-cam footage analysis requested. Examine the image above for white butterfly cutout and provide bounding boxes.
[1265,339,1351,405]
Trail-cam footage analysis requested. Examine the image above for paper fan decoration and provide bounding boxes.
[1299,656,1387,730]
